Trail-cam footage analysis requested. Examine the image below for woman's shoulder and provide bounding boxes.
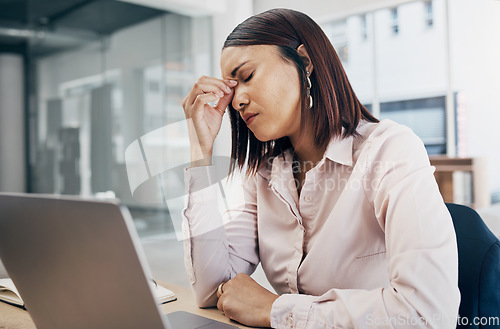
[359,119,415,140]
[356,119,424,152]
[357,119,430,174]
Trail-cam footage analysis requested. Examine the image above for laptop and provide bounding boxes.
[0,193,237,329]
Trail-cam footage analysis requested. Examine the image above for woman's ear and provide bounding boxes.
[297,44,313,76]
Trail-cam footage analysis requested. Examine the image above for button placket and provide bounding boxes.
[300,166,319,207]
[285,224,304,294]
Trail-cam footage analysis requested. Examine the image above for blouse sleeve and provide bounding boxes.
[182,165,259,307]
[270,124,460,329]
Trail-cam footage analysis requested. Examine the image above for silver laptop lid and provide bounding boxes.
[0,193,168,329]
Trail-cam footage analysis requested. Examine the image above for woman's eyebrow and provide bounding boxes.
[231,61,250,78]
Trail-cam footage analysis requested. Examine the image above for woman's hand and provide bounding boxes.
[216,273,279,328]
[182,76,237,165]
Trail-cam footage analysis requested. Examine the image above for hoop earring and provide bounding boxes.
[306,73,313,109]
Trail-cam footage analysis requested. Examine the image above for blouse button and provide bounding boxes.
[304,195,312,202]
[287,313,294,327]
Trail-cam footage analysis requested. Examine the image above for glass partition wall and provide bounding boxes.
[27,2,212,237]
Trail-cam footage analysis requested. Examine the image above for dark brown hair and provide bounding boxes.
[224,8,378,175]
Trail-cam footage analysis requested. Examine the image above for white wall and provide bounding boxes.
[450,0,500,194]
[374,1,448,101]
[342,15,375,103]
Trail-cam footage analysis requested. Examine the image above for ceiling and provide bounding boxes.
[0,0,167,56]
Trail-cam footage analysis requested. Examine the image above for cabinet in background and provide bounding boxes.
[429,156,489,209]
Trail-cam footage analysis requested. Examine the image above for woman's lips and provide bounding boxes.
[246,113,258,125]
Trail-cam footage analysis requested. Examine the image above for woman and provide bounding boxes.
[182,8,460,329]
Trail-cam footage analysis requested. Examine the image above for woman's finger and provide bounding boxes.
[215,88,234,113]
[191,92,222,110]
[186,77,233,105]
[196,76,235,94]
[186,84,223,104]
[216,282,225,299]
[216,294,224,313]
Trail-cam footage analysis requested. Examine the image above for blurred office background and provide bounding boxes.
[0,0,499,287]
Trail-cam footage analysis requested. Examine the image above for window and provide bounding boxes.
[424,1,434,27]
[380,96,447,154]
[361,14,368,40]
[363,104,373,113]
[390,8,399,35]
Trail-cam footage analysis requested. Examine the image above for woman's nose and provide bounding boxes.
[232,89,249,111]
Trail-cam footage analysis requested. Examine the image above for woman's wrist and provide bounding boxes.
[264,293,280,327]
[190,156,212,167]
[190,149,213,167]
[186,117,215,167]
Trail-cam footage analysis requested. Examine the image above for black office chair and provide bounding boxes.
[446,203,500,328]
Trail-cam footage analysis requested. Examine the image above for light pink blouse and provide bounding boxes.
[182,119,460,328]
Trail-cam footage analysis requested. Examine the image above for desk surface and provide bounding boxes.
[0,282,257,329]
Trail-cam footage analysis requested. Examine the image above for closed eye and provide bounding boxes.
[244,71,254,83]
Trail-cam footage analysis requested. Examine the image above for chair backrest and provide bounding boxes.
[446,203,500,328]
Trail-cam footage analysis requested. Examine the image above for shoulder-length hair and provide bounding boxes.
[224,8,378,176]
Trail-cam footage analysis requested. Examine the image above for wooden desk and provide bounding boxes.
[0,282,256,329]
